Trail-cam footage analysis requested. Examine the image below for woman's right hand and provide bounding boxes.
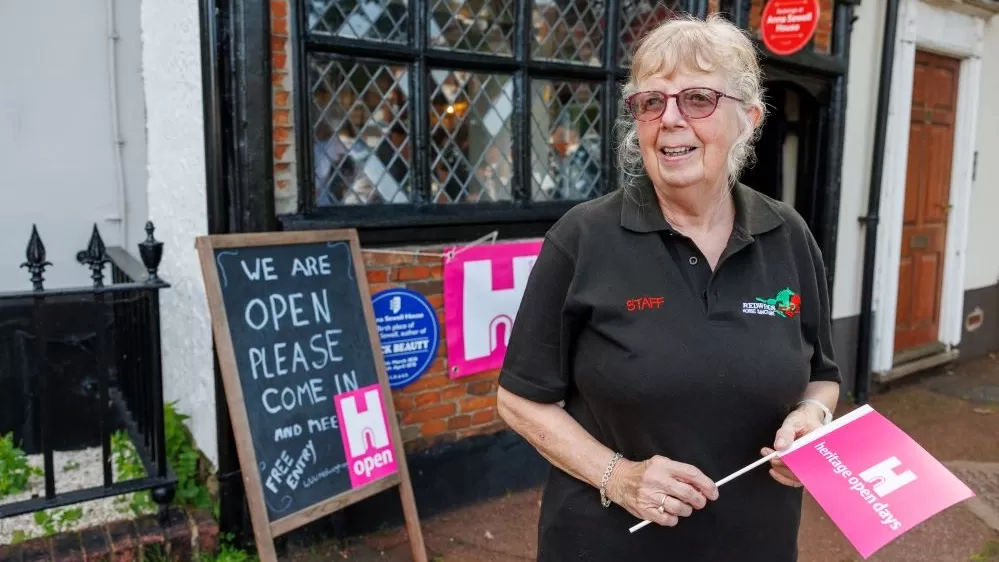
[607,455,719,526]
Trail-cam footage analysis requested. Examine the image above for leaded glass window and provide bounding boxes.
[291,0,695,231]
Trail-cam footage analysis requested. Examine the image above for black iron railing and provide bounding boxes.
[0,222,176,520]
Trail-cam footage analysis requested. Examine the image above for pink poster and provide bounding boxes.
[333,384,399,489]
[442,240,543,378]
[780,405,975,559]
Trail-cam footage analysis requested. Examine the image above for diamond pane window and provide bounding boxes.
[429,71,514,203]
[530,80,603,201]
[291,0,709,231]
[532,0,605,66]
[619,0,682,66]
[429,0,515,55]
[309,56,412,205]
[307,0,408,43]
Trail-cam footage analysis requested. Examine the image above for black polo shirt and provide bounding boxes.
[498,178,840,561]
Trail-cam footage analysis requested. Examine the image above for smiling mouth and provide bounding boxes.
[661,147,696,157]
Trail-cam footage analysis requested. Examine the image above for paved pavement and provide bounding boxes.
[288,355,999,562]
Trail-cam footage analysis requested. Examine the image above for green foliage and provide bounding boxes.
[164,403,213,511]
[1,434,89,545]
[142,544,170,562]
[111,429,155,516]
[2,403,256,560]
[0,432,42,498]
[9,529,30,545]
[33,507,84,535]
[9,507,84,545]
[970,539,999,562]
[112,404,257,559]
[195,533,260,562]
[112,401,213,516]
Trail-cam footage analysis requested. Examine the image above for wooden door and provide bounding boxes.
[894,50,960,354]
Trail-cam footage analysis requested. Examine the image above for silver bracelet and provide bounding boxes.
[599,452,623,507]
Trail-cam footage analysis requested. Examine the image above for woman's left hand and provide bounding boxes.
[760,404,825,487]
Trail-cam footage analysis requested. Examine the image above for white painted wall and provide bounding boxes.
[0,0,146,291]
[963,17,999,291]
[832,0,886,320]
[832,2,999,319]
[140,0,218,467]
[118,0,152,256]
[0,0,217,467]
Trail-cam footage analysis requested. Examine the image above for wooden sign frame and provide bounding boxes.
[195,228,427,562]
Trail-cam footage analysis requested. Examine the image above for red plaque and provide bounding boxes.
[759,0,820,56]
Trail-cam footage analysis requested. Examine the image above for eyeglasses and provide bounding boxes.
[625,88,743,121]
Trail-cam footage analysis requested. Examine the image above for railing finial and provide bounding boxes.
[77,223,111,288]
[21,224,52,291]
[139,221,164,282]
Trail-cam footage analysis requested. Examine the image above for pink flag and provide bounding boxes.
[780,404,975,559]
[334,384,399,489]
[442,240,543,379]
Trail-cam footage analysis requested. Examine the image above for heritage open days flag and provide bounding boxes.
[779,404,975,559]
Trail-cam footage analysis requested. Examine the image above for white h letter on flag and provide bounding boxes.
[859,456,918,497]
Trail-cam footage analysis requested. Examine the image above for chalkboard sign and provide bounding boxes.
[195,229,427,562]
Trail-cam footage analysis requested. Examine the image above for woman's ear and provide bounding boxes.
[747,104,763,129]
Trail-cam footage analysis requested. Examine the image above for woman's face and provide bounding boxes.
[635,67,745,193]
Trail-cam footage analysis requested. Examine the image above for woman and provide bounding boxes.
[496,13,841,561]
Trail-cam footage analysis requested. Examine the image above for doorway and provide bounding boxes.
[893,49,960,361]
[740,80,827,239]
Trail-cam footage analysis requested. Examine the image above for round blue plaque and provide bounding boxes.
[372,288,440,389]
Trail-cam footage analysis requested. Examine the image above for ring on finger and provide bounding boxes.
[657,493,667,514]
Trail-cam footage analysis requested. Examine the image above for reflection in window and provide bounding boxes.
[429,71,514,203]
[619,0,682,66]
[309,56,412,205]
[530,81,603,201]
[532,0,604,66]
[430,0,515,55]
[307,0,408,43]
[291,0,697,221]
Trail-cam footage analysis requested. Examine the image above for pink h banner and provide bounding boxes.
[442,240,543,379]
[333,384,399,489]
[780,405,975,559]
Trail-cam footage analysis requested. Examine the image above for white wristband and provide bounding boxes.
[797,398,833,425]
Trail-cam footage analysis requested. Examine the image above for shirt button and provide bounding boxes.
[688,256,698,265]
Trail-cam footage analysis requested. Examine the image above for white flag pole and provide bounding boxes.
[626,405,874,534]
[627,450,780,534]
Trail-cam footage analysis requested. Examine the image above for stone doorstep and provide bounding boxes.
[0,507,218,562]
[946,461,999,533]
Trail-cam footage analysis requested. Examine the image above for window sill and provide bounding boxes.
[277,200,588,246]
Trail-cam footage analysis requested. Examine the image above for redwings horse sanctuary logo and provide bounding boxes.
[743,287,801,318]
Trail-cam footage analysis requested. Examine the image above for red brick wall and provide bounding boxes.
[363,248,510,453]
[0,508,219,561]
[816,0,834,53]
[271,0,297,215]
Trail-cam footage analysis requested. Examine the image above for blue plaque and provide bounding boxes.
[372,288,440,389]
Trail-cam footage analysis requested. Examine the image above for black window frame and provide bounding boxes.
[280,0,709,245]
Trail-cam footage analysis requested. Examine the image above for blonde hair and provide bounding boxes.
[616,13,766,192]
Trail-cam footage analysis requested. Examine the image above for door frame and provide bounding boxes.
[870,0,985,374]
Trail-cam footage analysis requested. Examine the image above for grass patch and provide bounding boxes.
[970,537,999,562]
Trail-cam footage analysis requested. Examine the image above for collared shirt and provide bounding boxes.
[498,178,841,561]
